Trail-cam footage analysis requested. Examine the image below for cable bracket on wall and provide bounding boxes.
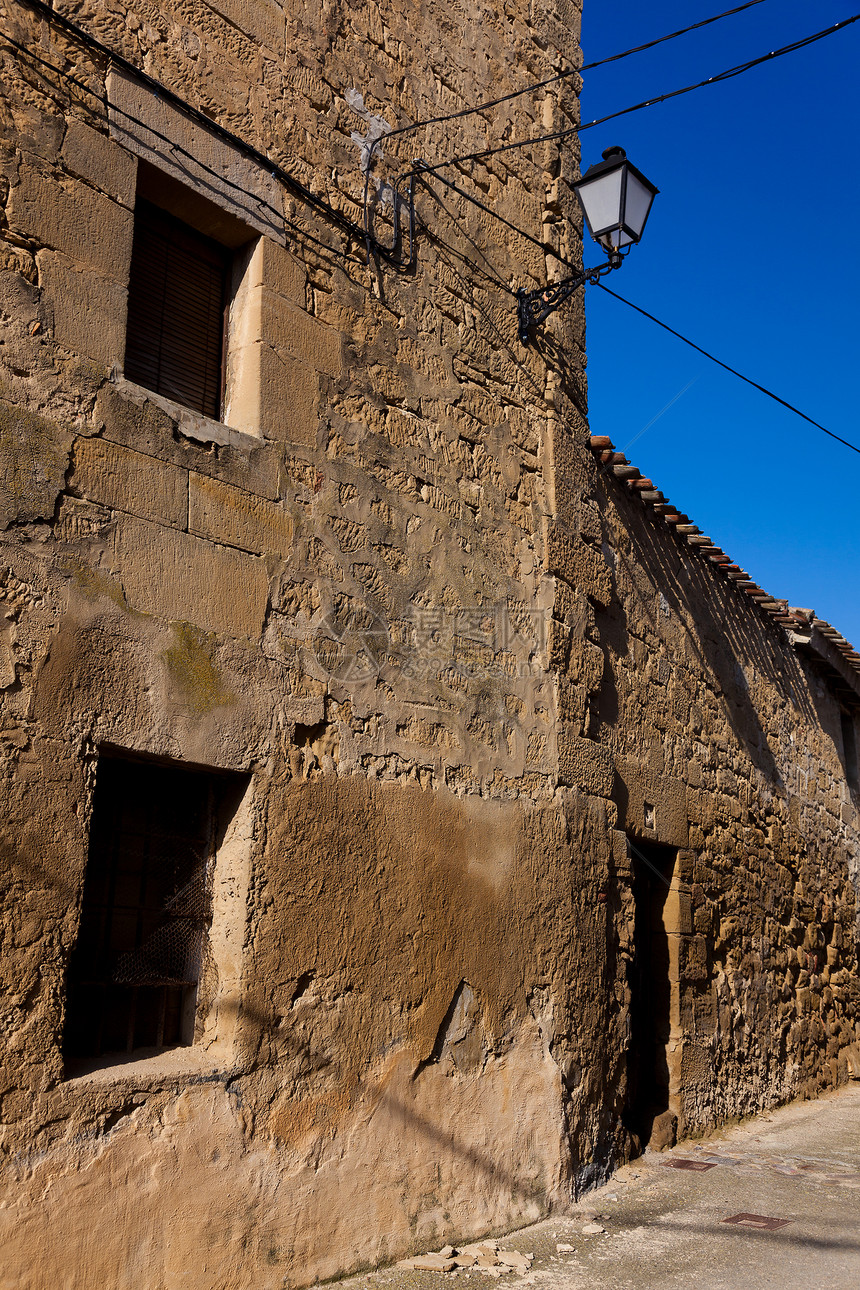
[363,160,419,270]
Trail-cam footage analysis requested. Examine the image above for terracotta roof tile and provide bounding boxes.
[588,435,860,681]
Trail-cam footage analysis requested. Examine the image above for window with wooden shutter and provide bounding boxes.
[124,199,230,420]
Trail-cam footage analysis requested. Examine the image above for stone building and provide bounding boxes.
[0,0,857,1286]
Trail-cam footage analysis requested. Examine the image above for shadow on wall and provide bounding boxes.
[416,178,551,407]
[165,975,562,1197]
[211,990,553,1208]
[596,477,816,785]
[374,1090,541,1204]
[4,846,77,900]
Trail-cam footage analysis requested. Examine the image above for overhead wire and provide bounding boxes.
[364,0,774,253]
[424,225,512,297]
[390,4,860,303]
[1,6,558,279]
[417,189,514,297]
[412,13,860,178]
[7,0,369,249]
[370,10,860,266]
[1,31,358,265]
[580,0,771,72]
[10,0,832,275]
[595,282,860,457]
[411,193,860,456]
[368,0,772,162]
[414,165,570,277]
[427,229,545,398]
[6,0,858,457]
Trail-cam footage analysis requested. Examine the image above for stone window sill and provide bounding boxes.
[64,1042,237,1087]
[112,374,262,453]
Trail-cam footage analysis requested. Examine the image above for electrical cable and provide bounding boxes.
[9,0,858,457]
[582,0,771,73]
[595,282,860,457]
[8,0,368,248]
[414,13,860,177]
[371,11,859,262]
[414,165,569,275]
[368,0,772,161]
[407,194,860,458]
[363,0,772,252]
[12,0,851,306]
[417,188,515,297]
[2,13,560,286]
[0,29,367,264]
[425,226,512,297]
[427,232,546,398]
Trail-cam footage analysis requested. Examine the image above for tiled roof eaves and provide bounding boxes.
[589,435,860,686]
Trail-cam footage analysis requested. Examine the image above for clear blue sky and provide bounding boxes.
[579,0,860,645]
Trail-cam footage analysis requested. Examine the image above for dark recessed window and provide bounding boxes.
[124,198,229,419]
[63,756,218,1067]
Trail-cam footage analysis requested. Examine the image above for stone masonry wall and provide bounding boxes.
[0,0,857,1287]
[590,456,860,1139]
[0,1,610,1286]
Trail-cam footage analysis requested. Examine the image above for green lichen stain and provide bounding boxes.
[64,558,131,611]
[0,398,72,523]
[164,621,236,714]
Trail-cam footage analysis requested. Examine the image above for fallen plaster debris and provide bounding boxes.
[399,1245,536,1275]
[406,1256,458,1273]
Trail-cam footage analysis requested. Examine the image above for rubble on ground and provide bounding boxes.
[398,1241,537,1276]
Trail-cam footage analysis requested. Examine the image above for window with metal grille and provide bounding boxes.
[63,756,219,1065]
[124,198,229,420]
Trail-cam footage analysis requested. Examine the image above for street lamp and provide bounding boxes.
[517,146,658,344]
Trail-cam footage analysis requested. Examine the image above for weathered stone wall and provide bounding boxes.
[0,0,857,1287]
[589,459,860,1139]
[0,1,602,1285]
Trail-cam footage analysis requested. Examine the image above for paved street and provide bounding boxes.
[338,1085,860,1290]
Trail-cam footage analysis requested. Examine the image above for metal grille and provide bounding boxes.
[111,848,211,988]
[63,757,215,1062]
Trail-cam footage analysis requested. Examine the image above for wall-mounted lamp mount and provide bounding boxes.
[517,146,658,344]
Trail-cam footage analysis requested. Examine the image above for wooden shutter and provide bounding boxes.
[124,199,229,420]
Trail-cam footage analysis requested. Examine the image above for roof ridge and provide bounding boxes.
[588,435,860,679]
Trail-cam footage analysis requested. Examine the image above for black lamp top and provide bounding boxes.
[578,145,659,197]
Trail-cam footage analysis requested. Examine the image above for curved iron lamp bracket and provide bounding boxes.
[517,250,623,344]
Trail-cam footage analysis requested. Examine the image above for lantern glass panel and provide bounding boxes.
[576,168,623,237]
[623,171,657,241]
